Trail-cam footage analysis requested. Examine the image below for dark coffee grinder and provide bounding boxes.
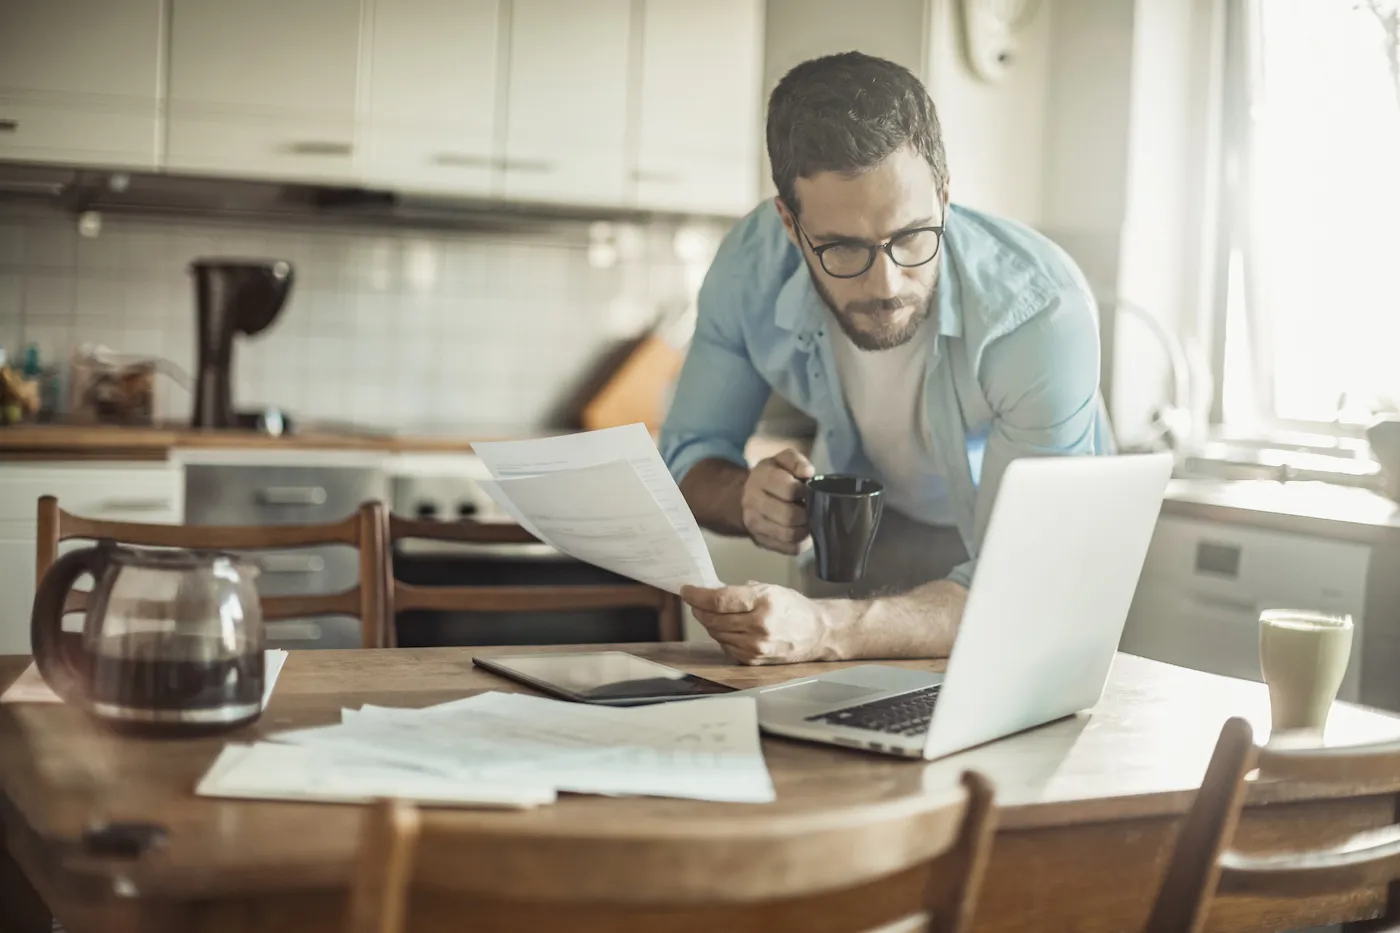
[189,259,293,431]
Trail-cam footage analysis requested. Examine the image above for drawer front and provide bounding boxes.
[245,544,360,597]
[0,464,184,524]
[185,465,386,526]
[265,615,363,650]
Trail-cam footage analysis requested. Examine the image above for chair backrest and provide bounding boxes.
[345,771,998,933]
[1146,716,1400,933]
[35,495,389,648]
[385,514,684,646]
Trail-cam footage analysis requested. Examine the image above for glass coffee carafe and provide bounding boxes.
[30,543,265,735]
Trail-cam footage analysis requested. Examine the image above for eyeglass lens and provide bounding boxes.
[820,228,941,278]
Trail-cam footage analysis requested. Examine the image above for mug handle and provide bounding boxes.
[30,546,109,706]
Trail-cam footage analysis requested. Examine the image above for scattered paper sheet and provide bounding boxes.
[472,425,719,590]
[1,649,289,708]
[195,742,555,809]
[270,691,775,804]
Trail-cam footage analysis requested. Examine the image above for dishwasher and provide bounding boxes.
[184,460,388,650]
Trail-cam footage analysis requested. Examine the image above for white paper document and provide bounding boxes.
[1,649,289,707]
[195,742,555,809]
[268,691,775,804]
[478,461,716,594]
[471,425,720,592]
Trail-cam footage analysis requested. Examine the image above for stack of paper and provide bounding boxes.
[472,424,721,593]
[196,691,776,808]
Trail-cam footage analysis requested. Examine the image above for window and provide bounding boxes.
[1221,1,1400,430]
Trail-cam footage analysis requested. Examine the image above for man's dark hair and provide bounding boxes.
[767,51,948,216]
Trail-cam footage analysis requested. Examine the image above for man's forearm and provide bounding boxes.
[820,580,968,660]
[679,458,749,536]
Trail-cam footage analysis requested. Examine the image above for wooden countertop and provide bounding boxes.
[0,423,549,458]
[0,424,816,463]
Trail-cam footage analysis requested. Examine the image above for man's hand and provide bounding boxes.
[741,448,815,555]
[681,582,841,665]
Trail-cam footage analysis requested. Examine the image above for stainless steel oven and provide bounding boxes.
[389,471,668,646]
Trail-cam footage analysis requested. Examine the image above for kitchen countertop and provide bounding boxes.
[1163,477,1400,545]
[0,422,815,464]
[0,422,553,458]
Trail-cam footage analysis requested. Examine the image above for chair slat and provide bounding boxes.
[35,496,389,648]
[1218,824,1400,898]
[1148,715,1400,932]
[346,772,997,933]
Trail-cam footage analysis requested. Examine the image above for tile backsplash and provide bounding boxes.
[0,203,726,429]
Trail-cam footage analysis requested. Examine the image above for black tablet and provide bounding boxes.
[472,651,737,706]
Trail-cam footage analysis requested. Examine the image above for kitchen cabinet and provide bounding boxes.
[0,0,165,170]
[358,0,502,196]
[501,0,634,206]
[632,0,764,215]
[165,0,363,184]
[0,462,184,655]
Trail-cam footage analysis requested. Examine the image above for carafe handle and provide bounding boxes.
[30,546,108,707]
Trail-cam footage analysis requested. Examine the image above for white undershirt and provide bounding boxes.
[827,317,955,525]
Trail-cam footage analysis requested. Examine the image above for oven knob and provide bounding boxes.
[456,501,479,520]
[415,501,439,520]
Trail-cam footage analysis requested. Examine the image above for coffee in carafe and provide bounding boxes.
[31,542,265,736]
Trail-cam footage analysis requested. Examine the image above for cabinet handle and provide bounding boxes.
[0,120,17,133]
[96,497,174,513]
[257,553,325,575]
[500,158,555,173]
[265,620,321,641]
[1187,591,1259,615]
[431,152,493,167]
[286,140,353,156]
[256,486,328,507]
[632,169,684,184]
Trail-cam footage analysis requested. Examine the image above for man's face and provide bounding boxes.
[778,146,946,351]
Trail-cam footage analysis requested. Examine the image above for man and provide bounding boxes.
[661,52,1113,665]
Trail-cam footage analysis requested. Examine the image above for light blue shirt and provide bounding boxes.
[660,201,1114,589]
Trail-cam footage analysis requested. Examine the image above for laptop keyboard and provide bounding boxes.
[805,684,942,736]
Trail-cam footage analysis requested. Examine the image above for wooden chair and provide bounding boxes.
[345,771,998,933]
[1146,716,1400,933]
[384,513,684,649]
[35,495,390,648]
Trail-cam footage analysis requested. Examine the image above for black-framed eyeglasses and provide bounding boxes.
[795,219,945,279]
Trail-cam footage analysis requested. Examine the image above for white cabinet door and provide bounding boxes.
[165,0,362,183]
[0,462,184,655]
[633,0,763,215]
[501,0,633,206]
[358,0,501,196]
[0,0,164,169]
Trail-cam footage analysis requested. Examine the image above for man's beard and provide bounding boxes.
[808,265,935,351]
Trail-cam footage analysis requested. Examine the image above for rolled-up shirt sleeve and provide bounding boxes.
[659,267,773,484]
[945,289,1106,589]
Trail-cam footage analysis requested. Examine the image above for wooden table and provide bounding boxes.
[4,645,1400,933]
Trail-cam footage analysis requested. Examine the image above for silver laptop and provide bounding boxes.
[755,452,1174,760]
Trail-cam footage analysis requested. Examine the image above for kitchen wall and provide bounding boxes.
[0,204,725,429]
[926,0,1052,227]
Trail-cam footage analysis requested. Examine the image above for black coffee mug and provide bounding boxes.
[805,474,884,583]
